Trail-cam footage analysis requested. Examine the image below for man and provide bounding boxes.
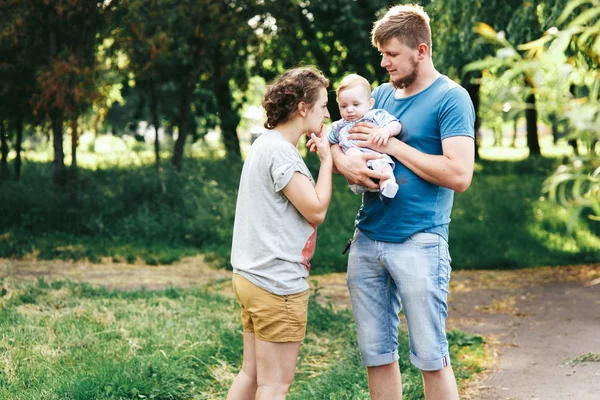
[331,4,475,399]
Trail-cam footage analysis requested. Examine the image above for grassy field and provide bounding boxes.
[0,278,486,399]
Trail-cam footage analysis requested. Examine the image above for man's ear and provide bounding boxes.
[369,98,375,109]
[298,101,308,117]
[417,43,429,60]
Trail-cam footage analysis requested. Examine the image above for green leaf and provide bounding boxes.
[473,22,499,41]
[518,35,553,52]
[558,0,594,25]
[567,5,600,30]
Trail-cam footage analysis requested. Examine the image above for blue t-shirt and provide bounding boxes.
[356,75,475,243]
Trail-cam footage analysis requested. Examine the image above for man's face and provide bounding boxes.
[378,38,420,89]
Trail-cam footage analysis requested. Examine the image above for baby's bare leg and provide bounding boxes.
[371,161,398,203]
[377,163,395,187]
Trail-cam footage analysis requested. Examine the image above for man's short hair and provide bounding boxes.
[336,74,372,98]
[371,4,432,53]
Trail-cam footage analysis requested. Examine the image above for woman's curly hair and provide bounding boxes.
[262,67,329,129]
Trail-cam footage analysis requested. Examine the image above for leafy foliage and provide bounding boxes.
[2,155,599,269]
[467,0,600,220]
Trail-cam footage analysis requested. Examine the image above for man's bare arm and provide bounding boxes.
[349,122,474,192]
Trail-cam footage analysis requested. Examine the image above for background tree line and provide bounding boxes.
[2,0,596,182]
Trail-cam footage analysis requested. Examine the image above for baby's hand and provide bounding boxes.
[372,128,391,146]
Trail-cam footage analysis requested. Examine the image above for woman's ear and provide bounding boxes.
[298,101,308,117]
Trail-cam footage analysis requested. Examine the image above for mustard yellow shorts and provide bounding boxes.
[232,274,309,342]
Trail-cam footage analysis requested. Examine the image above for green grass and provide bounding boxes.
[0,279,486,399]
[1,151,599,271]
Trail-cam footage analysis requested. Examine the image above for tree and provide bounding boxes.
[204,0,268,160]
[112,0,175,172]
[0,0,39,180]
[432,0,568,158]
[0,121,8,180]
[252,1,396,121]
[8,0,112,185]
[541,0,600,220]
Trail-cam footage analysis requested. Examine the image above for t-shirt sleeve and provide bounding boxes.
[327,122,340,144]
[372,109,398,128]
[270,145,312,192]
[438,87,475,140]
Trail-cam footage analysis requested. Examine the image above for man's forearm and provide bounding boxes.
[388,139,474,192]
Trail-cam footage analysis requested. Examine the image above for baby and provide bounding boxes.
[328,74,401,203]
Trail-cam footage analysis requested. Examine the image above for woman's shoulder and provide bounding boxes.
[251,131,303,164]
[254,130,294,150]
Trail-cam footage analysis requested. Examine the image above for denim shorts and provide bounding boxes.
[347,229,452,371]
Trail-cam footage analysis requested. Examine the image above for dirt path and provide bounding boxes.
[447,266,600,400]
[1,257,599,399]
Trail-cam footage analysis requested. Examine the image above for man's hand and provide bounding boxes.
[348,121,379,136]
[347,120,401,157]
[349,121,393,146]
[331,145,389,190]
[347,130,399,156]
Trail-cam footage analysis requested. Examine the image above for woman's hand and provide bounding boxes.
[306,130,331,163]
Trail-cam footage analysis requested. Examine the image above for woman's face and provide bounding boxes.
[305,87,330,136]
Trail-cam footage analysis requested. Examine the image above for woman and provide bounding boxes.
[227,67,332,400]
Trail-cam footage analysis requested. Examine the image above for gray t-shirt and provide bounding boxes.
[231,130,316,295]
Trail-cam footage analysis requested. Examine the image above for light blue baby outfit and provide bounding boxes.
[327,108,398,169]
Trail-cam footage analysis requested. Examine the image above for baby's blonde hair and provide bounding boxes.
[336,74,372,99]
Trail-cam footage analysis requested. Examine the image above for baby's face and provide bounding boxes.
[338,86,372,122]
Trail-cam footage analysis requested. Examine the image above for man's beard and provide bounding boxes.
[391,58,419,89]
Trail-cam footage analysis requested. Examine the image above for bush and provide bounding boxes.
[0,159,241,265]
[1,155,599,269]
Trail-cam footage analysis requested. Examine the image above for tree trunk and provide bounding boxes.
[512,115,518,148]
[48,26,65,185]
[524,80,541,157]
[150,79,160,170]
[464,75,481,160]
[51,109,65,185]
[215,74,241,160]
[172,83,193,172]
[71,117,78,173]
[15,115,23,181]
[0,120,8,180]
[492,126,501,147]
[548,113,560,144]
